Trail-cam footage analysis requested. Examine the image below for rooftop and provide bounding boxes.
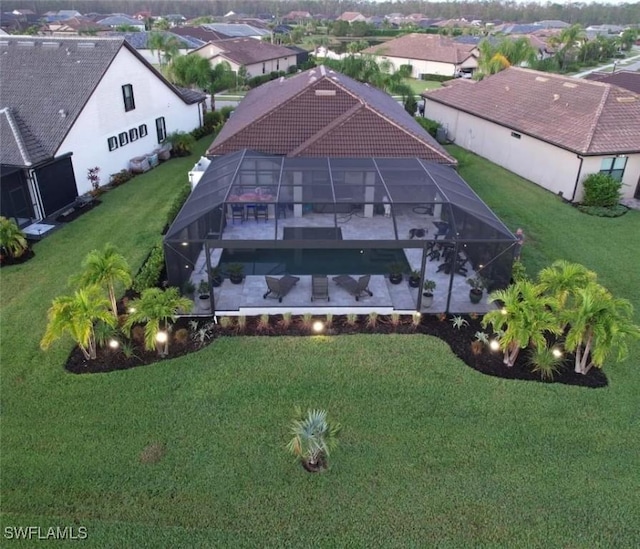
[363,33,476,64]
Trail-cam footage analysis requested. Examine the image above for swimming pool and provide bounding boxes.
[218,248,411,276]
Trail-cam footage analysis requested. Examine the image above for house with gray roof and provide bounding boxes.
[0,36,205,228]
[208,66,456,165]
[97,14,145,31]
[108,31,204,64]
[201,23,270,40]
[423,68,640,202]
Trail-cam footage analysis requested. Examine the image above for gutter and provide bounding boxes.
[568,155,584,203]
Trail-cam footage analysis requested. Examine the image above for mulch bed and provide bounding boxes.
[56,200,101,223]
[0,249,35,268]
[64,313,607,389]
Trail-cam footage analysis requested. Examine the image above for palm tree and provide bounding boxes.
[549,24,586,70]
[0,216,28,259]
[482,280,561,367]
[168,54,212,90]
[286,408,341,471]
[74,244,132,321]
[123,288,192,356]
[41,286,115,360]
[538,260,597,310]
[477,37,537,78]
[564,284,640,374]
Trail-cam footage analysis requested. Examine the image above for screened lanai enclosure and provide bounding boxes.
[164,150,518,315]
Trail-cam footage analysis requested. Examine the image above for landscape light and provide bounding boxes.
[501,308,507,315]
[552,348,563,358]
[312,321,324,333]
[181,242,188,247]
[128,307,136,313]
[108,339,119,349]
[489,340,500,351]
[156,331,168,343]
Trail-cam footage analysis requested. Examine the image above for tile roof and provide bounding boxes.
[203,37,296,65]
[108,30,203,49]
[363,33,476,64]
[0,36,198,167]
[171,26,231,42]
[202,23,271,38]
[424,67,640,155]
[584,70,640,94]
[0,108,49,167]
[208,66,456,165]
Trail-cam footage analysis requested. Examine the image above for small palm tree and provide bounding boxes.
[482,280,561,367]
[41,286,115,360]
[538,260,597,310]
[564,283,640,374]
[123,288,192,356]
[73,243,132,321]
[0,216,28,259]
[286,408,341,471]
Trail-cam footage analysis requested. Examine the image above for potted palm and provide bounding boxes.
[467,275,487,304]
[182,279,196,299]
[388,262,404,285]
[227,263,244,285]
[198,280,211,312]
[210,266,223,288]
[286,408,341,473]
[408,269,421,288]
[422,279,436,308]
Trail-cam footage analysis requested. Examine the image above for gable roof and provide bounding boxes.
[171,25,231,42]
[363,33,476,65]
[208,66,456,165]
[109,30,203,50]
[584,70,640,94]
[424,67,640,155]
[0,36,199,168]
[197,38,295,65]
[0,107,49,167]
[202,23,270,38]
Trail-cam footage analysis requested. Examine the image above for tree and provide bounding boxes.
[73,243,132,321]
[482,280,561,367]
[538,260,597,310]
[148,32,181,66]
[564,284,640,374]
[286,408,341,471]
[617,28,638,52]
[41,286,115,360]
[168,54,212,90]
[0,216,28,260]
[152,18,170,31]
[123,288,191,356]
[477,37,537,77]
[549,24,586,70]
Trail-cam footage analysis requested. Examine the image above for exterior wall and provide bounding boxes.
[372,54,457,77]
[580,154,640,201]
[425,101,582,198]
[195,43,296,78]
[57,46,201,195]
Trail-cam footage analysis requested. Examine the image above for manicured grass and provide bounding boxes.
[403,77,443,94]
[1,141,639,547]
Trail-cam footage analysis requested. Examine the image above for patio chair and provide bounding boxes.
[433,221,450,239]
[263,275,300,303]
[254,204,268,222]
[332,274,373,301]
[311,275,329,302]
[231,204,245,224]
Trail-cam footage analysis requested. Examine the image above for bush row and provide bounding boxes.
[419,74,455,82]
[166,184,192,227]
[132,242,164,293]
[414,116,441,138]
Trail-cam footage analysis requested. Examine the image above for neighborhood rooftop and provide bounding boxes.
[193,37,296,66]
[424,67,640,155]
[584,70,640,95]
[363,33,476,64]
[208,66,456,164]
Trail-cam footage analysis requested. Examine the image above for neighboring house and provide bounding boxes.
[584,70,640,94]
[109,31,203,64]
[97,15,146,31]
[535,20,571,29]
[363,34,478,78]
[201,23,271,40]
[43,16,110,36]
[0,36,205,228]
[207,65,456,166]
[191,38,297,78]
[338,12,367,23]
[171,25,232,42]
[283,11,312,24]
[423,68,640,201]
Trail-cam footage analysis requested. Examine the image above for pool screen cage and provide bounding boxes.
[164,150,517,314]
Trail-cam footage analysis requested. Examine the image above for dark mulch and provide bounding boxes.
[56,200,101,223]
[64,313,607,389]
[0,249,35,268]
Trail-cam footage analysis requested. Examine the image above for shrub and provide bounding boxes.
[415,116,441,138]
[109,169,135,187]
[582,173,622,207]
[174,328,189,343]
[166,131,195,157]
[204,110,224,129]
[166,184,191,226]
[419,73,454,82]
[287,65,298,74]
[132,243,165,293]
[0,216,28,259]
[219,106,234,120]
[577,204,628,218]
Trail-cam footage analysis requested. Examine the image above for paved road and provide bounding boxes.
[573,50,640,78]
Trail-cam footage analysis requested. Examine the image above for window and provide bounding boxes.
[107,136,118,151]
[600,157,627,181]
[511,132,521,139]
[118,132,129,146]
[155,117,166,143]
[262,63,266,74]
[276,59,279,71]
[129,127,138,142]
[122,84,135,112]
[139,124,148,137]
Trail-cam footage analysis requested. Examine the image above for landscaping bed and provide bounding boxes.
[64,313,607,388]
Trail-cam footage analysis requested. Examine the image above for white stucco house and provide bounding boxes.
[0,36,205,228]
[191,38,297,78]
[363,33,478,78]
[423,67,640,202]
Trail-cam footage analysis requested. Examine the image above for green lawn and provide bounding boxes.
[403,77,443,94]
[1,142,639,547]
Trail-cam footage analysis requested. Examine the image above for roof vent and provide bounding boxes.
[563,82,577,88]
[42,41,60,49]
[0,40,9,47]
[616,96,637,103]
[17,41,35,47]
[58,109,67,118]
[77,42,95,49]
[315,89,336,96]
[535,76,548,82]
[553,94,560,101]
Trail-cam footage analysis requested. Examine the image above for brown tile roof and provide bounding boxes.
[338,12,365,22]
[363,33,476,64]
[203,37,295,65]
[584,70,640,94]
[424,67,640,155]
[207,66,456,164]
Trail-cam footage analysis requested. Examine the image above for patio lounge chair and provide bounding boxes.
[311,275,329,302]
[263,275,300,303]
[332,274,373,301]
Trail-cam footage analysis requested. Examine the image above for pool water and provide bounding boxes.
[219,248,411,276]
